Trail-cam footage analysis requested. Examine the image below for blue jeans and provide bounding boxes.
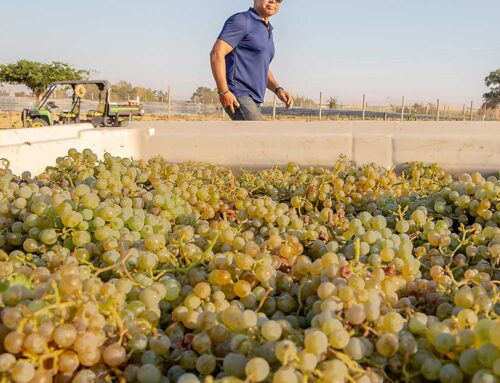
[225,96,262,121]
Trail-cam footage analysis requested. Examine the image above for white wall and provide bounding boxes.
[0,121,499,176]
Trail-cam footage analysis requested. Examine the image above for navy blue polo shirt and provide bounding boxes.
[217,8,275,103]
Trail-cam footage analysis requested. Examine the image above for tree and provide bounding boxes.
[293,95,317,109]
[409,103,435,114]
[328,97,338,109]
[191,87,218,104]
[0,60,90,101]
[111,81,167,102]
[111,81,135,101]
[483,69,500,109]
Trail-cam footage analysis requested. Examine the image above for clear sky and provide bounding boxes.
[1,0,499,106]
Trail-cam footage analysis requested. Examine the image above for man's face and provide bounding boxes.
[253,0,282,18]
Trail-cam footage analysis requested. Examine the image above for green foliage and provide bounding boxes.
[483,69,500,109]
[409,103,435,114]
[191,86,218,104]
[293,95,317,108]
[111,80,167,102]
[327,96,338,109]
[0,60,90,100]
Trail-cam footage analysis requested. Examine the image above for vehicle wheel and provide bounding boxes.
[103,118,114,127]
[30,118,49,127]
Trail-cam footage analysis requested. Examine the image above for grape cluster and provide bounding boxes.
[0,149,498,383]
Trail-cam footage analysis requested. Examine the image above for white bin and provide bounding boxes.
[0,121,499,176]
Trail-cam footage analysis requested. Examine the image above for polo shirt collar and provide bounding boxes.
[249,7,274,30]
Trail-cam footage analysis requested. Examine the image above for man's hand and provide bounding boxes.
[277,88,293,109]
[220,91,240,114]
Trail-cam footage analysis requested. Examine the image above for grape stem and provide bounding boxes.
[17,282,76,333]
[95,249,134,276]
[354,238,361,262]
[256,287,274,313]
[360,323,380,337]
[158,233,219,276]
[402,363,421,382]
[445,224,471,265]
[296,277,309,314]
[360,357,394,382]
[328,347,367,376]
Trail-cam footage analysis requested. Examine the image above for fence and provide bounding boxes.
[0,96,217,116]
[264,93,499,122]
[1,93,498,124]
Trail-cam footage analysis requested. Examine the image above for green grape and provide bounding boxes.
[1,150,500,382]
[177,374,201,383]
[61,211,83,228]
[304,330,328,355]
[103,344,127,366]
[72,230,91,247]
[192,332,211,354]
[329,329,350,349]
[275,340,297,363]
[23,332,47,354]
[39,229,58,245]
[320,359,348,382]
[382,312,406,333]
[72,369,97,383]
[192,282,211,299]
[439,363,464,383]
[344,337,366,361]
[471,370,497,383]
[234,280,251,298]
[261,320,282,341]
[11,361,35,383]
[242,310,257,329]
[460,349,482,375]
[346,304,366,325]
[137,252,158,270]
[489,321,500,348]
[144,233,166,251]
[223,353,247,379]
[492,358,500,376]
[137,364,162,383]
[273,367,298,383]
[196,354,217,375]
[58,350,80,373]
[376,333,399,357]
[476,320,494,346]
[408,313,428,335]
[478,343,500,369]
[422,357,442,380]
[434,333,456,354]
[164,281,181,301]
[245,357,270,382]
[4,331,25,354]
[455,286,475,308]
[0,353,16,372]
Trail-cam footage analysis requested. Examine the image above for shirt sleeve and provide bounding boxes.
[217,13,248,48]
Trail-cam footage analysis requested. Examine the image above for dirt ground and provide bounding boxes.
[0,111,22,128]
[0,111,315,128]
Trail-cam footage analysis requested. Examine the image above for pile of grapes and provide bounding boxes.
[0,149,498,383]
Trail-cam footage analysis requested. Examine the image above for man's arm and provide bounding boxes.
[210,40,240,114]
[267,70,293,109]
[267,70,280,93]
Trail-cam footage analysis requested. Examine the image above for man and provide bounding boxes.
[210,0,293,121]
